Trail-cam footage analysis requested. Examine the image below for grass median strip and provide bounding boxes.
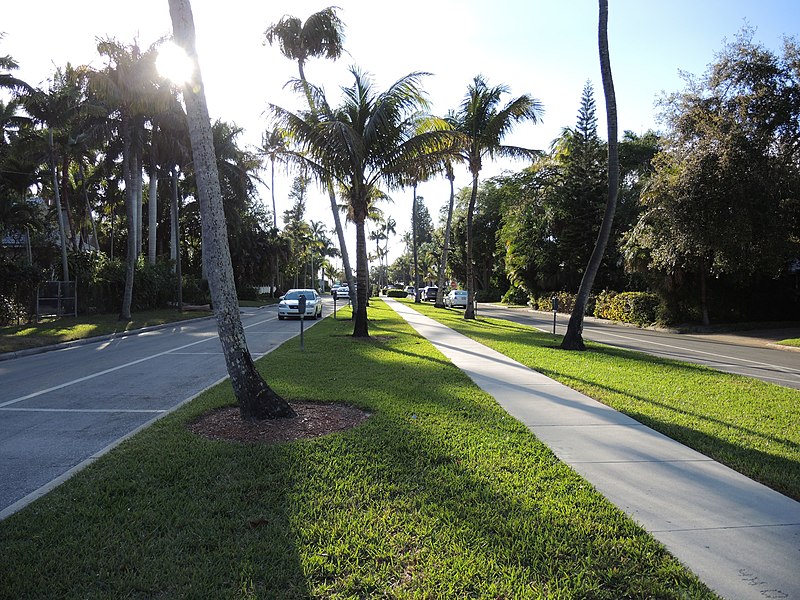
[405,299,800,502]
[0,301,715,599]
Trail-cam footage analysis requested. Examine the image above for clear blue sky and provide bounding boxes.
[4,0,799,266]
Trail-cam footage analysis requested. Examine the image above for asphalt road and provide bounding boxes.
[0,302,332,518]
[476,304,800,390]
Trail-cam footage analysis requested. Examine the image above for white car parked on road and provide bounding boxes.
[278,289,322,320]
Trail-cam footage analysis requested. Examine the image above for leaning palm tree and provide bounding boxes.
[561,0,619,350]
[450,75,543,319]
[271,68,454,337]
[168,0,295,420]
[264,8,357,308]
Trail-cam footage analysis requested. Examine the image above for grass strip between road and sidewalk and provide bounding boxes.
[0,301,716,599]
[778,337,800,348]
[404,298,800,502]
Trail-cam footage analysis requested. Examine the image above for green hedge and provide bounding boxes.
[594,290,659,326]
[529,291,590,314]
[385,289,408,298]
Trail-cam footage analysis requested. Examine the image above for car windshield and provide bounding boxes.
[284,290,314,300]
[453,291,467,296]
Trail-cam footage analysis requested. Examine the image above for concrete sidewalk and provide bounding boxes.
[386,299,800,600]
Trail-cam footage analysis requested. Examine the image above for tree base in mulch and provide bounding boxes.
[187,402,370,444]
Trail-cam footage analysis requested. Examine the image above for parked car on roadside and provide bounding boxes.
[445,289,469,308]
[422,286,438,301]
[278,288,322,320]
[405,285,415,296]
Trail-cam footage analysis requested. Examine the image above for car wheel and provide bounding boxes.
[278,315,284,320]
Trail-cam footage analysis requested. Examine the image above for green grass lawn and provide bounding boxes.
[0,302,716,599]
[778,337,800,347]
[0,309,213,354]
[404,299,800,502]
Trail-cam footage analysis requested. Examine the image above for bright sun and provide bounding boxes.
[156,41,194,85]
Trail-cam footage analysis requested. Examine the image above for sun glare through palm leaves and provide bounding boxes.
[156,41,194,85]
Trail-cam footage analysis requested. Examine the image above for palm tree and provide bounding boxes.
[89,38,163,320]
[259,127,290,229]
[264,7,345,106]
[435,160,457,307]
[308,219,327,289]
[22,68,89,282]
[168,0,295,420]
[271,68,452,336]
[264,8,357,307]
[561,0,619,350]
[450,75,543,319]
[0,34,33,95]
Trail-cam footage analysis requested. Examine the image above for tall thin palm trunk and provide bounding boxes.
[329,183,356,309]
[561,0,619,350]
[354,218,369,337]
[170,167,183,311]
[169,0,294,420]
[48,129,69,282]
[412,183,421,303]
[435,165,455,307]
[79,162,100,251]
[464,172,479,319]
[148,125,159,265]
[120,116,136,321]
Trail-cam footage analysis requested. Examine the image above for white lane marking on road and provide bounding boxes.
[0,334,220,408]
[0,408,166,413]
[0,312,285,409]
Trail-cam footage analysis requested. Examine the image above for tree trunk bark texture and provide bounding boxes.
[120,117,136,321]
[329,184,357,310]
[464,173,479,320]
[353,217,369,337]
[434,173,455,308]
[412,184,421,303]
[169,0,294,419]
[561,0,619,351]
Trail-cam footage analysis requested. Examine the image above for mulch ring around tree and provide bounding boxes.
[187,402,371,444]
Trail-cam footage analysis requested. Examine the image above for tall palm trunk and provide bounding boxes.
[169,0,295,420]
[170,167,183,311]
[120,116,136,321]
[297,54,355,309]
[135,150,144,256]
[561,0,619,350]
[61,153,79,250]
[412,183,421,303]
[354,216,369,337]
[435,166,455,307]
[329,183,356,309]
[148,125,159,265]
[79,162,100,251]
[48,129,69,282]
[464,171,479,319]
[270,159,278,297]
